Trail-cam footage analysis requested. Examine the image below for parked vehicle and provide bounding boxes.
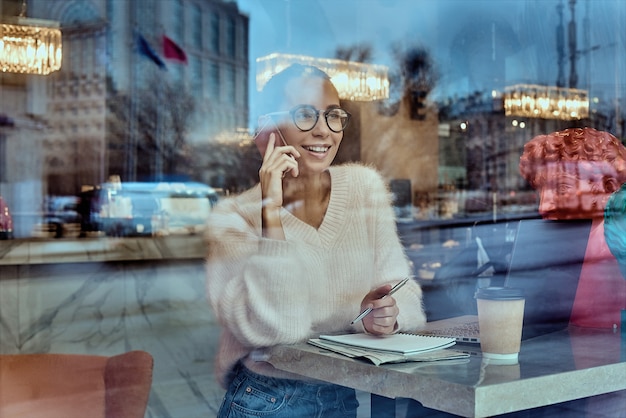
[88,181,220,237]
[35,196,82,238]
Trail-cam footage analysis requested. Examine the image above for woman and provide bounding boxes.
[206,64,426,417]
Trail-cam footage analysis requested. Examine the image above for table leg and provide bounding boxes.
[371,394,396,418]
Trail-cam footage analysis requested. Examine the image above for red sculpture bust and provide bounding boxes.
[519,127,626,329]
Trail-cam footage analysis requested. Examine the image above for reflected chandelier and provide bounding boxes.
[256,53,389,102]
[503,84,589,121]
[0,0,62,75]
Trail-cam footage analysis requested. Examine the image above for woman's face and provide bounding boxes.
[276,76,344,176]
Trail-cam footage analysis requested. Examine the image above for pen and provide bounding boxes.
[351,277,411,325]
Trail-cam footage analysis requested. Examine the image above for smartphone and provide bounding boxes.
[253,116,287,156]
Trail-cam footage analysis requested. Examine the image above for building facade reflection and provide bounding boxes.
[0,0,248,237]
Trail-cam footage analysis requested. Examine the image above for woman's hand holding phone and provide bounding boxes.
[259,133,300,239]
[259,132,300,206]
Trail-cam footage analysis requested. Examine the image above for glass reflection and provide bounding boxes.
[1,0,625,416]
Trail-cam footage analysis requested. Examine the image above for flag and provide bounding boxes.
[162,35,188,64]
[137,33,166,69]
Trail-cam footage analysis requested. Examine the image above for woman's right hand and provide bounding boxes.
[360,284,400,336]
[259,133,300,210]
[259,134,299,239]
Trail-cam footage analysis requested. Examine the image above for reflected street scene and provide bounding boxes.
[1,0,626,417]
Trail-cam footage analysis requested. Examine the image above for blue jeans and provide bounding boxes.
[217,363,359,417]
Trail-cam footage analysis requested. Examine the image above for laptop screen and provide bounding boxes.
[505,218,591,340]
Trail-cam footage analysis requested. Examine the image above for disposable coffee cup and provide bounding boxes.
[475,287,525,361]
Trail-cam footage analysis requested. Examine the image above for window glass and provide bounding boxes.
[1,1,625,417]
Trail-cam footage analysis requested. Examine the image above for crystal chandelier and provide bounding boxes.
[256,53,389,102]
[0,1,62,75]
[503,84,589,120]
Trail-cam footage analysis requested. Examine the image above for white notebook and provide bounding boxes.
[317,333,456,355]
[308,337,467,366]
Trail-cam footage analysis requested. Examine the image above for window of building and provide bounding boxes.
[209,12,220,54]
[225,64,235,103]
[172,0,184,43]
[191,3,202,50]
[190,56,202,99]
[225,16,236,58]
[207,61,220,101]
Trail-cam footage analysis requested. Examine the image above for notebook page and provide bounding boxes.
[318,333,456,354]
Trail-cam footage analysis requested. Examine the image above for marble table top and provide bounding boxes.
[0,235,205,265]
[266,327,626,417]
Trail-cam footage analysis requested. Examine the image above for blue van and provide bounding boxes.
[85,182,219,237]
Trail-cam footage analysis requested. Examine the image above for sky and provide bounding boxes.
[235,0,625,121]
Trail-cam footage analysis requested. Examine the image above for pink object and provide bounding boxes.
[570,219,626,328]
[0,351,153,418]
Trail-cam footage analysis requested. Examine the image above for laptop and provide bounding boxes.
[418,218,592,344]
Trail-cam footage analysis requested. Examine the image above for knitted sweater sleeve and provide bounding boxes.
[205,190,322,348]
[359,166,427,332]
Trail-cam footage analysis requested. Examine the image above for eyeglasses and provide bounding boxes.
[266,105,351,133]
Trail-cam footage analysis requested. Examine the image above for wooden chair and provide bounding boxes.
[0,350,153,418]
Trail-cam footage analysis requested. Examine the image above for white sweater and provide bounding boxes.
[205,164,426,388]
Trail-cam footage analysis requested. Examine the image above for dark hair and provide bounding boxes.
[257,64,336,117]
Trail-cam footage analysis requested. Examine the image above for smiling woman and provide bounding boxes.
[205,64,426,418]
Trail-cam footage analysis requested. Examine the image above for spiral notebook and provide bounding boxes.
[307,333,461,365]
[316,333,456,354]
